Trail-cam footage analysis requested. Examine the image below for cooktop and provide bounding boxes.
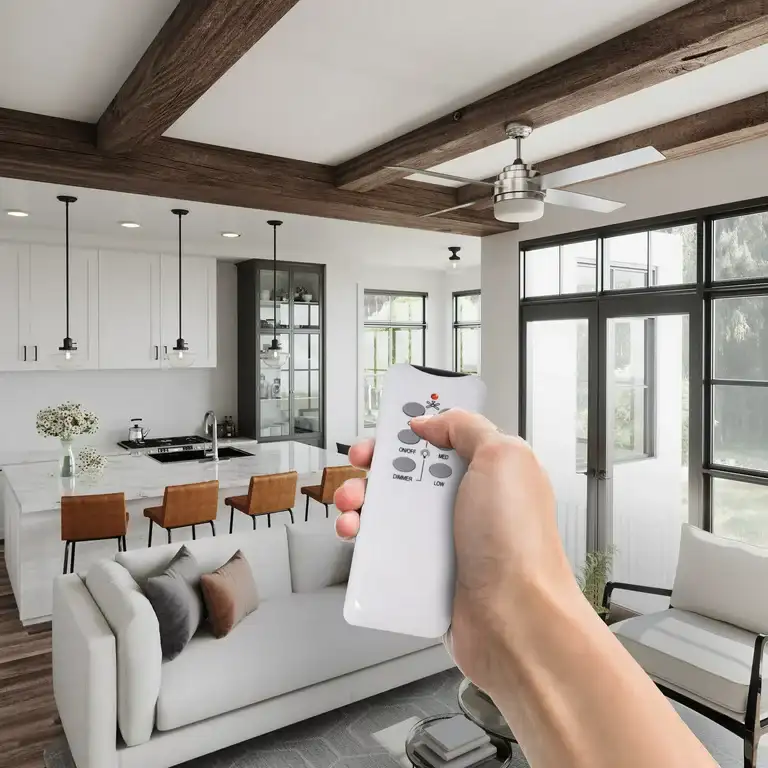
[117,435,208,450]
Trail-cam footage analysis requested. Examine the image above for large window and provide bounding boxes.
[363,291,426,427]
[453,291,481,375]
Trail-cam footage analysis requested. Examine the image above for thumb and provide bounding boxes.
[409,409,501,461]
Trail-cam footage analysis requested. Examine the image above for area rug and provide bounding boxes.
[43,667,767,767]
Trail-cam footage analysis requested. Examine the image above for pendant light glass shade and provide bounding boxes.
[54,195,83,369]
[166,209,195,368]
[261,220,290,369]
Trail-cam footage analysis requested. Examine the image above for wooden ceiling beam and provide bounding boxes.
[456,91,768,210]
[0,109,512,237]
[334,0,768,193]
[97,0,301,154]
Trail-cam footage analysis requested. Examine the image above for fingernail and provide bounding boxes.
[411,416,429,425]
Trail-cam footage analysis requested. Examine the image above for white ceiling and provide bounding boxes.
[0,177,480,269]
[408,44,768,186]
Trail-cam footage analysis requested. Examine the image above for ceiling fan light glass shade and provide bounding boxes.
[494,196,545,223]
[166,339,195,368]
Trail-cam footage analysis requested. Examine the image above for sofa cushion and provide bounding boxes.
[85,560,161,746]
[144,546,205,660]
[156,585,438,731]
[672,523,768,634]
[612,608,768,716]
[116,527,291,601]
[201,550,260,637]
[286,520,354,593]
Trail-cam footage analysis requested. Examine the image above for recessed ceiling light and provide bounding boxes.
[221,231,241,238]
[120,221,141,228]
[6,210,29,217]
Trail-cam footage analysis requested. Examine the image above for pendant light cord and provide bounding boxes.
[272,222,278,345]
[177,212,183,340]
[65,200,70,339]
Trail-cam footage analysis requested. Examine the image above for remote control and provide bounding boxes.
[344,364,486,638]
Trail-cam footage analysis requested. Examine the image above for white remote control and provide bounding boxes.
[344,364,487,638]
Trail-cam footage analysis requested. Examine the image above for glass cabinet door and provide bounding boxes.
[259,268,290,331]
[292,270,321,330]
[259,333,290,438]
[292,333,321,435]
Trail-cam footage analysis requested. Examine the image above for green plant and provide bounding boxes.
[578,546,617,616]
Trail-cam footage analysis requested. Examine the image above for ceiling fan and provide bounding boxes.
[388,122,666,224]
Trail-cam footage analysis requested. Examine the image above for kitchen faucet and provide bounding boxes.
[202,410,219,462]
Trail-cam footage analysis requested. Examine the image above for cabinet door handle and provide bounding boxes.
[22,345,27,362]
[163,346,168,355]
[154,345,159,361]
[34,345,38,362]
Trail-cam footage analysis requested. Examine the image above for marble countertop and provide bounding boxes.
[2,440,348,514]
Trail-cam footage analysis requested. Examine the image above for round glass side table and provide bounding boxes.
[405,713,514,768]
[458,677,516,743]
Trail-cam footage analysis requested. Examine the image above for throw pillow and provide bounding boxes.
[143,545,204,660]
[200,550,260,638]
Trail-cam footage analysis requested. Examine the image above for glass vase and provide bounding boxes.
[60,439,76,479]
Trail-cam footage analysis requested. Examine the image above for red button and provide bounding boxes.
[431,393,439,400]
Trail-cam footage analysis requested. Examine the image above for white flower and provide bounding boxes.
[36,402,100,440]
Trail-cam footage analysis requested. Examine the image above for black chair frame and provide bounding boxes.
[147,519,216,547]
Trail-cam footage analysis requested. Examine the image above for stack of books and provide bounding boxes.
[414,715,496,768]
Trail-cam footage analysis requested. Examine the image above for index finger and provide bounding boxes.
[348,438,374,470]
[409,409,502,461]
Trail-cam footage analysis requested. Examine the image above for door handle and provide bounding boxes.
[597,469,608,480]
[34,345,38,362]
[22,345,27,362]
[154,345,159,361]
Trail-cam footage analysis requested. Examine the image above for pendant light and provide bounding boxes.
[261,220,290,369]
[448,246,461,270]
[54,195,81,369]
[166,209,195,368]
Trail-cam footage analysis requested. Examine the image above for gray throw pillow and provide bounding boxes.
[143,546,204,660]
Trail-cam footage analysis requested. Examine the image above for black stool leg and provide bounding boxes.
[229,507,234,534]
[210,520,216,537]
[122,535,127,552]
[116,537,122,553]
[288,508,294,524]
[252,515,256,530]
[267,514,271,528]
[70,541,76,574]
[63,542,70,575]
[148,519,153,547]
[167,528,172,544]
[324,503,329,519]
[305,495,310,522]
[192,525,196,541]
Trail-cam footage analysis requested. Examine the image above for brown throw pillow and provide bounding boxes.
[200,550,260,638]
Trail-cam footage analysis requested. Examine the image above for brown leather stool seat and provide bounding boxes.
[225,471,298,533]
[61,493,130,574]
[301,465,366,522]
[144,480,218,546]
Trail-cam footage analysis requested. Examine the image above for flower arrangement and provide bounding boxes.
[36,402,99,442]
[77,447,108,477]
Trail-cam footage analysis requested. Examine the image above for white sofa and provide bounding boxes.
[606,524,768,768]
[52,522,453,768]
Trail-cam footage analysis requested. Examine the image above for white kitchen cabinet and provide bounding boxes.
[98,250,161,369]
[0,242,97,371]
[0,243,25,371]
[160,255,217,368]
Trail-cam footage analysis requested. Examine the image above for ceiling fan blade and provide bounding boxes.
[545,188,625,213]
[387,166,495,187]
[421,201,480,218]
[539,147,665,190]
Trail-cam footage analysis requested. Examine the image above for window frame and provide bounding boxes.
[362,290,427,428]
[452,290,481,374]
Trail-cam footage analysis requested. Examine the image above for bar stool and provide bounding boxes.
[61,493,129,575]
[143,480,218,547]
[301,465,366,522]
[225,471,298,533]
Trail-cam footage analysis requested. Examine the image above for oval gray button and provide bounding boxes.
[393,457,416,472]
[397,429,420,445]
[429,463,453,479]
[403,402,426,418]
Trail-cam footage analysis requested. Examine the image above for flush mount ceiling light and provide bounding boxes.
[54,195,82,369]
[261,220,290,370]
[6,209,29,217]
[221,231,241,239]
[120,221,141,228]
[166,209,195,368]
[448,246,461,270]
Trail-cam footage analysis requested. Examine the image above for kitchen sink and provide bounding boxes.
[147,446,254,464]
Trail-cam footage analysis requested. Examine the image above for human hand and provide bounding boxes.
[334,409,578,697]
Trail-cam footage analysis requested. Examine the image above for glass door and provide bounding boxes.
[599,295,700,610]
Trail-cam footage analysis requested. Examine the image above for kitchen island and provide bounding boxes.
[1,440,349,625]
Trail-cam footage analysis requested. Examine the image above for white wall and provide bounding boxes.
[482,135,768,434]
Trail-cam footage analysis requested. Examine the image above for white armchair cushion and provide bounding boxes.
[672,524,768,634]
[612,608,767,716]
[85,560,162,746]
[286,520,354,593]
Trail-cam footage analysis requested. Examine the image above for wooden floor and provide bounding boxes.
[0,542,62,768]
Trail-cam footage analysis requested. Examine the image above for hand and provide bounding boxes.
[334,409,578,696]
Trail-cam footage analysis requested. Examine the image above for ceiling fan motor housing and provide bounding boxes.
[493,162,545,205]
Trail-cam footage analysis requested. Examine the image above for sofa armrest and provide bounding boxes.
[602,581,673,613]
[746,633,768,731]
[53,575,118,768]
